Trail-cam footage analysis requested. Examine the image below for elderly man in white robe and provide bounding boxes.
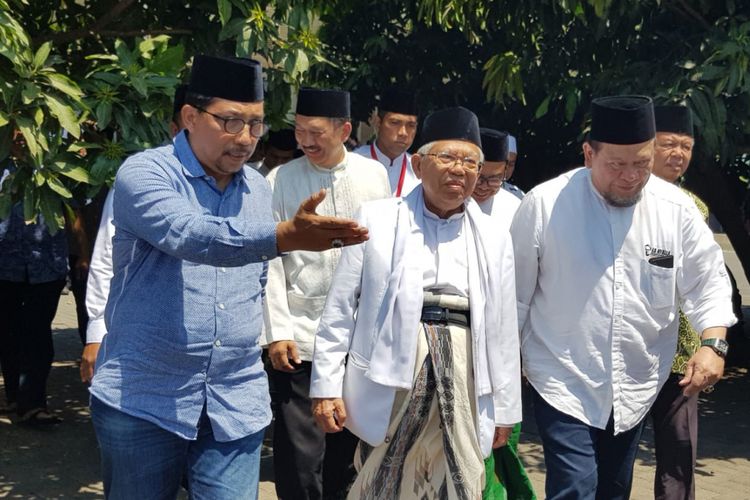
[310,106,522,499]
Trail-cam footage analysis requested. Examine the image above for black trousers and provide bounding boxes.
[68,255,89,345]
[650,373,699,500]
[267,360,359,500]
[0,279,65,414]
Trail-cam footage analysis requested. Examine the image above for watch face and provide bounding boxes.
[702,338,729,356]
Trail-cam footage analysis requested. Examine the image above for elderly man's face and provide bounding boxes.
[653,132,694,183]
[413,140,481,217]
[472,160,507,203]
[375,112,418,159]
[183,97,264,187]
[584,139,654,207]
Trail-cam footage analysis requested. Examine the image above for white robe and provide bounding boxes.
[263,149,391,361]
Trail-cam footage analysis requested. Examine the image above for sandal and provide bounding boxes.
[17,408,62,426]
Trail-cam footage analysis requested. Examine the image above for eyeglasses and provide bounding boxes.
[195,106,269,138]
[476,173,504,187]
[424,151,482,171]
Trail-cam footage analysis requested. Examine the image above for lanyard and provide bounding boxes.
[371,143,408,197]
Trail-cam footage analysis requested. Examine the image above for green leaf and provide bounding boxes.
[22,183,36,223]
[38,187,64,234]
[44,73,84,99]
[15,117,42,157]
[44,172,73,198]
[44,93,81,138]
[0,111,8,127]
[95,101,112,129]
[52,163,91,183]
[33,41,52,69]
[115,39,136,69]
[535,95,551,118]
[218,0,232,26]
[21,82,41,104]
[130,74,148,96]
[149,45,185,74]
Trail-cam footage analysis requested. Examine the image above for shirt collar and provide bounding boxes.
[373,141,407,167]
[423,202,466,222]
[307,145,349,173]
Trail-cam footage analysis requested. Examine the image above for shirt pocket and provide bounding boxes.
[642,261,676,310]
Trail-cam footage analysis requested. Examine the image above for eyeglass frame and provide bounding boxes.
[194,105,269,138]
[476,173,505,187]
[423,151,483,171]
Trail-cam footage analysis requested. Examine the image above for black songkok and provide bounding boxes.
[379,87,418,116]
[479,128,509,162]
[188,55,263,102]
[268,129,297,151]
[654,105,694,137]
[296,88,350,118]
[589,95,656,145]
[420,107,481,148]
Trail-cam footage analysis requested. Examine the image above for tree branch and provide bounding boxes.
[40,0,140,44]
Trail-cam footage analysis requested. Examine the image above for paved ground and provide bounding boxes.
[0,234,748,499]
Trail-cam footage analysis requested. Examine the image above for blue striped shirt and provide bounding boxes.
[90,131,278,441]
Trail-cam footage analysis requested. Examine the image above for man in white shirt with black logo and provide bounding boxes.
[510,95,736,500]
[354,87,419,196]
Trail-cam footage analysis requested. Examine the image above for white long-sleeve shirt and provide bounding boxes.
[85,189,115,344]
[264,149,391,361]
[354,142,419,197]
[511,167,736,434]
[476,189,522,232]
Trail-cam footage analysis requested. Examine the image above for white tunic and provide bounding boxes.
[354,142,420,196]
[85,190,115,344]
[511,167,736,434]
[264,149,391,361]
[476,189,522,232]
[421,208,469,297]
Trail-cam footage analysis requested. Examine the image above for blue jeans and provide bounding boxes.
[532,389,645,500]
[91,396,263,500]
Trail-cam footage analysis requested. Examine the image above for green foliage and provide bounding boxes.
[0,0,331,232]
[0,0,87,230]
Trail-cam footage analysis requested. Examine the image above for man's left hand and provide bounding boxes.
[492,426,513,448]
[312,398,347,433]
[679,346,725,397]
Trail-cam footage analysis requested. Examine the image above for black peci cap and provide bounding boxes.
[420,107,481,148]
[654,105,693,137]
[379,87,418,116]
[589,95,656,145]
[479,128,509,162]
[296,88,350,118]
[188,55,264,102]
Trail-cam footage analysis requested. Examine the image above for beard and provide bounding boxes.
[604,189,643,207]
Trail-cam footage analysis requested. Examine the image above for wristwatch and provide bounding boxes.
[701,338,729,358]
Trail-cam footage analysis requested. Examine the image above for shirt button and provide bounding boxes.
[218,303,226,310]
[214,339,222,347]
[219,267,226,273]
[261,255,268,261]
[384,436,391,443]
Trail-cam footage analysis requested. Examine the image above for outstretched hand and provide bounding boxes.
[276,190,369,253]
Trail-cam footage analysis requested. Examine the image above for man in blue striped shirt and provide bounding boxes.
[89,55,369,500]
